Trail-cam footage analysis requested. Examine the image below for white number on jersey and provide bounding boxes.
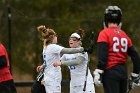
[113,37,128,52]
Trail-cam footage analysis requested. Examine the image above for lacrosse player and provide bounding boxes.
[36,25,88,93]
[53,28,95,93]
[0,42,17,93]
[93,6,140,93]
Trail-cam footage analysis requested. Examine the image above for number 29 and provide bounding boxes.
[113,37,128,52]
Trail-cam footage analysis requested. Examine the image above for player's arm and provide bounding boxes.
[97,42,109,69]
[93,42,108,86]
[61,56,84,66]
[61,47,84,54]
[128,46,140,74]
[53,56,84,67]
[0,55,7,69]
[127,46,140,90]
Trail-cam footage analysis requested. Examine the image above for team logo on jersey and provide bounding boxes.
[70,66,75,70]
[114,29,121,34]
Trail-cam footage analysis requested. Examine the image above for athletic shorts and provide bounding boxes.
[31,80,46,93]
[44,77,61,93]
[0,80,17,93]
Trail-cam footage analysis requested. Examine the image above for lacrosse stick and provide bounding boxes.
[83,32,95,92]
[31,71,46,93]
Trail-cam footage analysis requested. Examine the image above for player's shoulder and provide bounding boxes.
[119,29,130,37]
[0,44,5,51]
[46,44,56,50]
[48,44,61,48]
[0,44,6,55]
[98,28,109,36]
[48,44,64,52]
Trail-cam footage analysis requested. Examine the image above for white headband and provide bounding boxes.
[70,33,81,40]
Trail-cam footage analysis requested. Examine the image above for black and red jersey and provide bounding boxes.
[97,26,132,69]
[0,43,13,82]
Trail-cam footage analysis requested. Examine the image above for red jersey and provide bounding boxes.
[97,27,132,69]
[0,43,13,83]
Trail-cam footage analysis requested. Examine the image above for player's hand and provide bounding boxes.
[93,69,104,86]
[41,80,45,85]
[128,73,140,89]
[36,65,44,72]
[53,61,62,67]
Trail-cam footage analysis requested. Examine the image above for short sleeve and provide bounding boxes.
[97,30,108,43]
[48,44,64,54]
[0,44,5,56]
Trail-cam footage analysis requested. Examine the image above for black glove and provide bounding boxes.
[128,73,140,90]
[84,47,93,54]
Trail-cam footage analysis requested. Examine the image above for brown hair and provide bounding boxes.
[76,28,85,40]
[37,25,56,46]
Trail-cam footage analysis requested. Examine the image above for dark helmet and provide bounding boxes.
[104,6,122,27]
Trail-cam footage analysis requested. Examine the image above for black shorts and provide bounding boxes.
[0,80,17,93]
[102,64,128,93]
[31,80,46,93]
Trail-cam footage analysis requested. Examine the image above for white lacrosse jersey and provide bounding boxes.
[61,52,94,86]
[43,44,64,85]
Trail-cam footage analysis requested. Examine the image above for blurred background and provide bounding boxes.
[0,0,140,93]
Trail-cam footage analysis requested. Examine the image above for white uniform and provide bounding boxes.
[61,52,95,93]
[43,44,64,93]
